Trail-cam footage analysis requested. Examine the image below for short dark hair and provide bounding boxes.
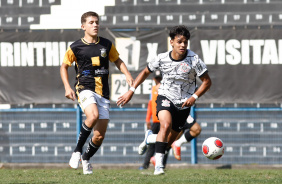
[81,11,99,24]
[169,25,190,40]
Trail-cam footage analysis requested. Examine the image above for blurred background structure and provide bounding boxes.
[0,0,282,165]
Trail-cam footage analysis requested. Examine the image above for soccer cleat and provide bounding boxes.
[154,166,165,175]
[138,130,152,155]
[139,166,147,170]
[171,142,181,161]
[69,152,81,169]
[81,156,93,175]
[150,156,156,167]
[138,141,147,155]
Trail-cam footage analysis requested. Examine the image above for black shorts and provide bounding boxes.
[156,95,191,132]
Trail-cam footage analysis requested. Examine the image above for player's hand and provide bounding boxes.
[117,90,134,107]
[126,75,134,87]
[181,97,196,108]
[65,88,76,101]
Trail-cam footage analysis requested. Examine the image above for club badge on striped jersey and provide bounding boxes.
[100,48,107,58]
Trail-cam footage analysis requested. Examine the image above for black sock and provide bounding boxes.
[163,147,171,167]
[184,130,195,142]
[82,139,100,160]
[74,122,92,153]
[143,144,155,168]
[155,141,168,154]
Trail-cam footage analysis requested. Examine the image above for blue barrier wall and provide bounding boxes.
[195,107,282,165]
[0,107,282,165]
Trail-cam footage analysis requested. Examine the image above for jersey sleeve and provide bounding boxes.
[193,55,208,77]
[63,47,77,66]
[147,55,160,72]
[109,43,120,62]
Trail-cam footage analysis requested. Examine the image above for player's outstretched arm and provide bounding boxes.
[116,67,151,107]
[114,58,134,87]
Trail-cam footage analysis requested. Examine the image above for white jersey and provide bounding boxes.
[147,49,207,109]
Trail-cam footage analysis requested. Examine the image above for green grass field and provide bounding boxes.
[1,167,282,184]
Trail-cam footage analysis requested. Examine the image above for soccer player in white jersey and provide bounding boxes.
[117,25,212,175]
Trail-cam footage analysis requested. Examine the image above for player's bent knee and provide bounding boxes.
[194,127,201,136]
[86,114,99,125]
[92,135,104,145]
[160,120,171,129]
[191,123,202,136]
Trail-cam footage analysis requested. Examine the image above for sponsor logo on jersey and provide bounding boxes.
[195,62,204,73]
[82,70,91,76]
[95,67,109,75]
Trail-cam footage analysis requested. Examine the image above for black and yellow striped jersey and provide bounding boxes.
[63,36,119,99]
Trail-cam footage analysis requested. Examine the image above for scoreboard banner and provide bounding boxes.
[191,29,282,104]
[0,28,281,104]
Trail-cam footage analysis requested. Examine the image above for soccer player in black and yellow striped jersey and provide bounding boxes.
[60,11,134,175]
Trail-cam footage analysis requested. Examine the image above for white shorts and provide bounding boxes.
[78,90,110,119]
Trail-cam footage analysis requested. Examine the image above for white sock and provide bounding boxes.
[175,134,188,147]
[155,153,164,168]
[146,134,157,144]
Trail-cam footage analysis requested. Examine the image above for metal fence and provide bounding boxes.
[0,106,282,165]
[195,107,282,165]
[0,108,77,163]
